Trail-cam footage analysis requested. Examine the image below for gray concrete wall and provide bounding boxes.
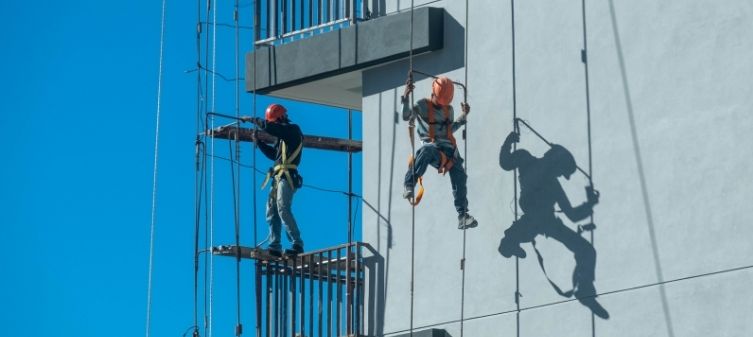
[361,0,753,336]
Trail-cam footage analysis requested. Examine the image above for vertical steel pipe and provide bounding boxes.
[327,250,333,337]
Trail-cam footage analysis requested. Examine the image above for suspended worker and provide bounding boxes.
[497,131,608,319]
[243,104,304,257]
[401,75,478,230]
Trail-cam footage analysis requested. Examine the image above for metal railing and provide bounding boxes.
[254,242,368,337]
[254,0,371,45]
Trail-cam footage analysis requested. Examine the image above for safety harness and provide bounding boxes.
[261,138,303,190]
[407,99,458,206]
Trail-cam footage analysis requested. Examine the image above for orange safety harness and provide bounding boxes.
[407,99,458,206]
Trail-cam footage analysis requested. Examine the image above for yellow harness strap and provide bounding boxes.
[261,139,303,189]
[405,99,458,206]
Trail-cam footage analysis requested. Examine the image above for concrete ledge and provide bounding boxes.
[390,328,451,337]
[246,7,444,109]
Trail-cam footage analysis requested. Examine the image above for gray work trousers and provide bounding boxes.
[265,178,303,249]
[404,143,469,214]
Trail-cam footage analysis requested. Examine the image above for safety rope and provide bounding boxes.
[192,1,204,336]
[209,0,218,335]
[251,3,261,337]
[579,0,597,332]
[408,1,417,337]
[459,0,470,337]
[232,2,243,336]
[509,2,522,337]
[202,1,212,335]
[145,1,166,337]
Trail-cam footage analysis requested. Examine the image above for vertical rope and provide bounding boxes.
[459,1,470,337]
[145,1,167,337]
[232,2,244,335]
[251,2,261,337]
[509,1,521,337]
[579,0,597,334]
[408,1,416,336]
[209,0,218,336]
[202,1,212,335]
[192,0,204,334]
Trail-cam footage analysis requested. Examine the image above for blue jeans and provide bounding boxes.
[404,143,469,214]
[265,178,303,249]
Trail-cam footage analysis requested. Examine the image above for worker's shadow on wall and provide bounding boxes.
[497,140,610,320]
[362,11,466,96]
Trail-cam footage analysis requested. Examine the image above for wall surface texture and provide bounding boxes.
[361,0,753,336]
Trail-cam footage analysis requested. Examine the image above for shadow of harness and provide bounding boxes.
[407,99,457,206]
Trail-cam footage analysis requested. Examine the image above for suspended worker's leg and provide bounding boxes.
[265,184,283,256]
[276,178,304,254]
[403,144,441,200]
[498,215,537,258]
[544,218,608,319]
[447,153,477,230]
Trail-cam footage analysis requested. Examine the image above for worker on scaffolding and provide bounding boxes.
[401,75,478,230]
[498,130,608,319]
[244,103,304,257]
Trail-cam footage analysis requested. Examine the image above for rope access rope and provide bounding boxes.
[208,0,218,334]
[251,2,261,337]
[202,1,212,335]
[459,0,470,336]
[509,2,522,337]
[408,1,417,337]
[579,0,597,332]
[192,1,205,336]
[145,1,166,337]
[232,2,243,336]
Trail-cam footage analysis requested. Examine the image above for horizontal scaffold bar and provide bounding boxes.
[207,125,362,153]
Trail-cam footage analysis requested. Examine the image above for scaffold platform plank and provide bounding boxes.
[207,125,362,153]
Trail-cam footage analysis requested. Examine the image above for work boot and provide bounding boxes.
[402,186,414,200]
[498,238,526,258]
[284,243,304,256]
[457,213,478,230]
[267,246,282,258]
[574,282,610,319]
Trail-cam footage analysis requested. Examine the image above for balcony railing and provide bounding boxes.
[214,242,369,337]
[254,0,371,45]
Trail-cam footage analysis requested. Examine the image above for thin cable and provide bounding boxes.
[145,1,167,337]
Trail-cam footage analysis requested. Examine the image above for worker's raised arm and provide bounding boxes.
[401,78,417,121]
[451,102,469,133]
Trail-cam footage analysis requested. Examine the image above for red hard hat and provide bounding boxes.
[265,103,287,122]
[432,76,454,106]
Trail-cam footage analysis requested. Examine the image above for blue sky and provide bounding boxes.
[0,1,362,336]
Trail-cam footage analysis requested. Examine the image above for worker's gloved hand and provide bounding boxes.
[586,186,600,206]
[402,77,415,99]
[505,131,520,144]
[460,102,470,115]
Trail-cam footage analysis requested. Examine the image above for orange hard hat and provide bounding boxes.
[432,76,454,106]
[265,103,287,122]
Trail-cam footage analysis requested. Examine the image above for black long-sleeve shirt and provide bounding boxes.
[258,121,304,169]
